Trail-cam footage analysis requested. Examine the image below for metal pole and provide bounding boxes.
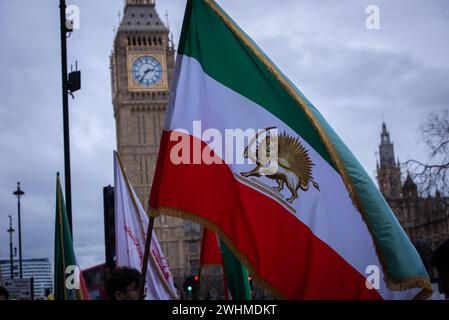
[138,215,155,300]
[7,215,15,279]
[13,182,24,279]
[18,194,22,279]
[59,0,73,237]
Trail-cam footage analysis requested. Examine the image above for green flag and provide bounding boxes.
[54,173,89,300]
[220,240,251,300]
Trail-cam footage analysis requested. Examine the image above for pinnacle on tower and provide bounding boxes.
[126,0,155,6]
[381,122,391,144]
[119,0,168,32]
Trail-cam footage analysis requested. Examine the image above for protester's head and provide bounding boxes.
[0,286,9,300]
[106,267,141,300]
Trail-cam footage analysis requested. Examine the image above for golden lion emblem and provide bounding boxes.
[241,128,320,204]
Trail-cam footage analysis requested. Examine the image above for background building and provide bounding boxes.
[110,0,201,288]
[0,258,52,299]
[376,122,449,289]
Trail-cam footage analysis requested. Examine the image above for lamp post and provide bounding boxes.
[7,215,15,279]
[59,0,81,238]
[59,0,73,236]
[13,182,25,279]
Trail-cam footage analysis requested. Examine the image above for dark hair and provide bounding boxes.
[106,267,141,300]
[0,286,9,300]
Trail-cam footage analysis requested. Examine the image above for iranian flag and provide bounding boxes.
[150,0,431,299]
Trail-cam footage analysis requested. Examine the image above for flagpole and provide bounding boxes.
[138,212,155,300]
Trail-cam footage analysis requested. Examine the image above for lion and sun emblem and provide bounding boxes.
[239,127,320,208]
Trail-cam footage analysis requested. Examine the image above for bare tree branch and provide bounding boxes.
[403,110,449,196]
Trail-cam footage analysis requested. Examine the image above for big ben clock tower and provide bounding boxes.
[111,0,201,286]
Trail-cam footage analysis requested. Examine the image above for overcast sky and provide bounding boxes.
[0,0,448,269]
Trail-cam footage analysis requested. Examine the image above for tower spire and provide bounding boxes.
[381,121,391,144]
[377,122,402,198]
[119,0,168,33]
[379,122,395,167]
[165,10,170,29]
[126,0,155,6]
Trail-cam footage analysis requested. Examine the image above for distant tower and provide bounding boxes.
[376,122,402,198]
[110,0,201,286]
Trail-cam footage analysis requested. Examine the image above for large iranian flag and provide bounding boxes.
[150,0,431,299]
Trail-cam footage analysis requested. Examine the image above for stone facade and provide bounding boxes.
[376,123,449,277]
[111,0,202,287]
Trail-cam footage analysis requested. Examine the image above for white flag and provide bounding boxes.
[114,152,179,300]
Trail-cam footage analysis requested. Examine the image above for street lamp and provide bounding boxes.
[59,0,82,238]
[13,182,25,279]
[7,215,15,279]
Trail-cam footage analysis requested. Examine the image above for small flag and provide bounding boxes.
[114,152,179,300]
[54,173,89,300]
[200,229,251,300]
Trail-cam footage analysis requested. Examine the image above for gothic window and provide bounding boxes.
[142,113,147,144]
[145,156,150,184]
[137,113,141,144]
[153,114,157,145]
[190,261,199,274]
[189,242,198,254]
[139,155,144,184]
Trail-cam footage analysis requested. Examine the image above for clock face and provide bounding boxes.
[131,56,163,87]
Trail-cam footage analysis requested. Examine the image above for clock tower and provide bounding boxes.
[111,0,201,286]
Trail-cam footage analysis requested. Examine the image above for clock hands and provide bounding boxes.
[139,67,155,82]
[133,56,162,86]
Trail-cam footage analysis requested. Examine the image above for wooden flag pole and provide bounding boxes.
[138,213,155,300]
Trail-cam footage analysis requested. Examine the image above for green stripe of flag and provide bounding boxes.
[219,239,252,300]
[178,0,335,170]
